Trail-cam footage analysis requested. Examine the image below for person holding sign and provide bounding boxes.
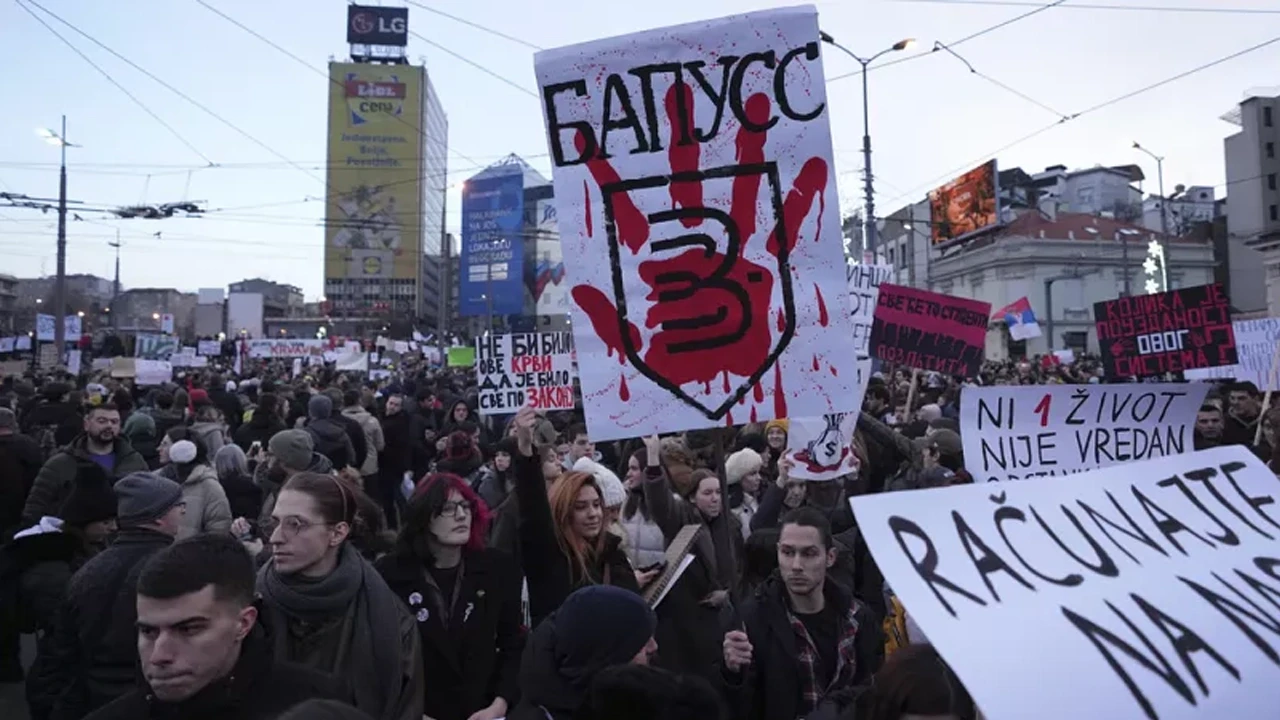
[510,407,639,627]
[720,507,882,720]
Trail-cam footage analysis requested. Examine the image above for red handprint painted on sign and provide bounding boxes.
[568,80,828,421]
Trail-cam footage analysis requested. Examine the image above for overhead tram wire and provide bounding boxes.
[883,0,1280,15]
[827,0,1068,82]
[22,0,324,186]
[14,0,215,166]
[876,32,1280,210]
[400,0,544,51]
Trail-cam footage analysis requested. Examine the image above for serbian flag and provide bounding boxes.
[994,297,1042,341]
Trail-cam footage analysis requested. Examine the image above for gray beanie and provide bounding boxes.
[269,429,314,471]
[114,472,184,527]
[308,394,333,420]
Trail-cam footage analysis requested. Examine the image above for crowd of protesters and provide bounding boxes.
[0,351,1275,720]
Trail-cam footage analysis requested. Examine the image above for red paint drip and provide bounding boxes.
[772,361,787,419]
[816,182,825,242]
[750,405,758,423]
[574,131,648,254]
[766,157,830,258]
[571,285,642,367]
[729,94,771,241]
[815,284,829,327]
[829,365,838,376]
[726,408,735,427]
[753,382,764,403]
[776,307,785,333]
[704,380,712,395]
[738,393,747,405]
[665,83,702,227]
[618,374,630,402]
[812,354,820,371]
[722,370,730,393]
[583,180,594,238]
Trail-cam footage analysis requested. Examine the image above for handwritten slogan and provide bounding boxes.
[1095,283,1237,378]
[869,284,991,378]
[847,264,892,358]
[961,384,1209,483]
[852,446,1280,720]
[475,332,576,414]
[1184,318,1280,391]
[785,357,872,481]
[534,6,858,440]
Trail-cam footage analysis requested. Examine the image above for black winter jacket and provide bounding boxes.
[47,527,174,720]
[375,547,524,720]
[0,432,43,536]
[233,410,286,454]
[83,624,339,720]
[378,411,412,477]
[22,435,148,525]
[512,453,639,627]
[719,574,883,720]
[305,418,356,470]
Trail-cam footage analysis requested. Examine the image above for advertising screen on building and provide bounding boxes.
[928,160,999,246]
[460,171,525,317]
[346,5,408,47]
[324,62,424,285]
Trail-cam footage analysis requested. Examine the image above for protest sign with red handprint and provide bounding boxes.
[535,6,860,440]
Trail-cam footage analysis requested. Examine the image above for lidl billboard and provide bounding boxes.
[325,62,424,285]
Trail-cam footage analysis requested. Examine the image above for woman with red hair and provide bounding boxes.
[375,472,524,720]
[511,406,639,627]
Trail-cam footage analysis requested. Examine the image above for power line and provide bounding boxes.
[21,0,325,186]
[13,0,215,165]
[407,29,539,98]
[884,0,1280,15]
[827,0,1067,82]
[877,33,1280,209]
[400,0,544,51]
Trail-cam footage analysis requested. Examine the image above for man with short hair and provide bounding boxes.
[562,423,595,470]
[249,429,333,530]
[148,391,184,439]
[23,403,147,525]
[1225,381,1268,452]
[342,389,385,489]
[511,585,658,720]
[84,534,338,720]
[43,471,186,720]
[722,507,882,720]
[1194,403,1226,450]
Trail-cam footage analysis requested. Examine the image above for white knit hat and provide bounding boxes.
[169,439,198,464]
[573,457,627,509]
[725,449,764,486]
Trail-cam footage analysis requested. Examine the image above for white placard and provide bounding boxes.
[63,315,82,339]
[851,446,1280,720]
[535,6,857,440]
[1184,318,1280,391]
[170,352,207,368]
[847,263,892,358]
[197,340,221,356]
[160,313,175,335]
[475,332,576,415]
[784,357,872,480]
[134,359,172,386]
[335,351,369,372]
[960,383,1209,483]
[135,334,179,360]
[0,338,14,353]
[35,314,55,342]
[16,337,31,351]
[65,349,81,376]
[247,339,326,358]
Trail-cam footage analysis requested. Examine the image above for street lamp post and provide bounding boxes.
[1133,141,1171,290]
[820,33,915,259]
[37,117,76,357]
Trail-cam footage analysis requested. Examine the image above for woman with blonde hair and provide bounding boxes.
[511,407,637,626]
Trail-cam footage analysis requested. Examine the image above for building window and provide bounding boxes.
[1271,174,1278,191]
[1272,205,1279,222]
[1266,106,1274,127]
[1269,142,1276,159]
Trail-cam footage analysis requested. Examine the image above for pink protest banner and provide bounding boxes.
[869,284,990,378]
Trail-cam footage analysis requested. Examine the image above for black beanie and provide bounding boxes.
[59,478,118,527]
[552,585,657,690]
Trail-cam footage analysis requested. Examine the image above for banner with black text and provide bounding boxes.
[476,332,576,415]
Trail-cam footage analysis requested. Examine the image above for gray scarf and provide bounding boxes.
[258,544,404,720]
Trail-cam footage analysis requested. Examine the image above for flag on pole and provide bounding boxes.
[994,297,1042,341]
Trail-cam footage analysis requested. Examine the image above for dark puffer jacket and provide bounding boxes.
[43,527,173,720]
[22,436,147,525]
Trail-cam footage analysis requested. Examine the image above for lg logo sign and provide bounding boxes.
[346,6,409,47]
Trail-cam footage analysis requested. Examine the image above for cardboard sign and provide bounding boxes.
[785,358,872,480]
[1184,318,1280,391]
[869,284,991,377]
[1095,283,1237,378]
[476,332,576,415]
[197,340,221,356]
[535,6,858,440]
[960,383,1209,483]
[847,264,893,358]
[851,446,1280,720]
